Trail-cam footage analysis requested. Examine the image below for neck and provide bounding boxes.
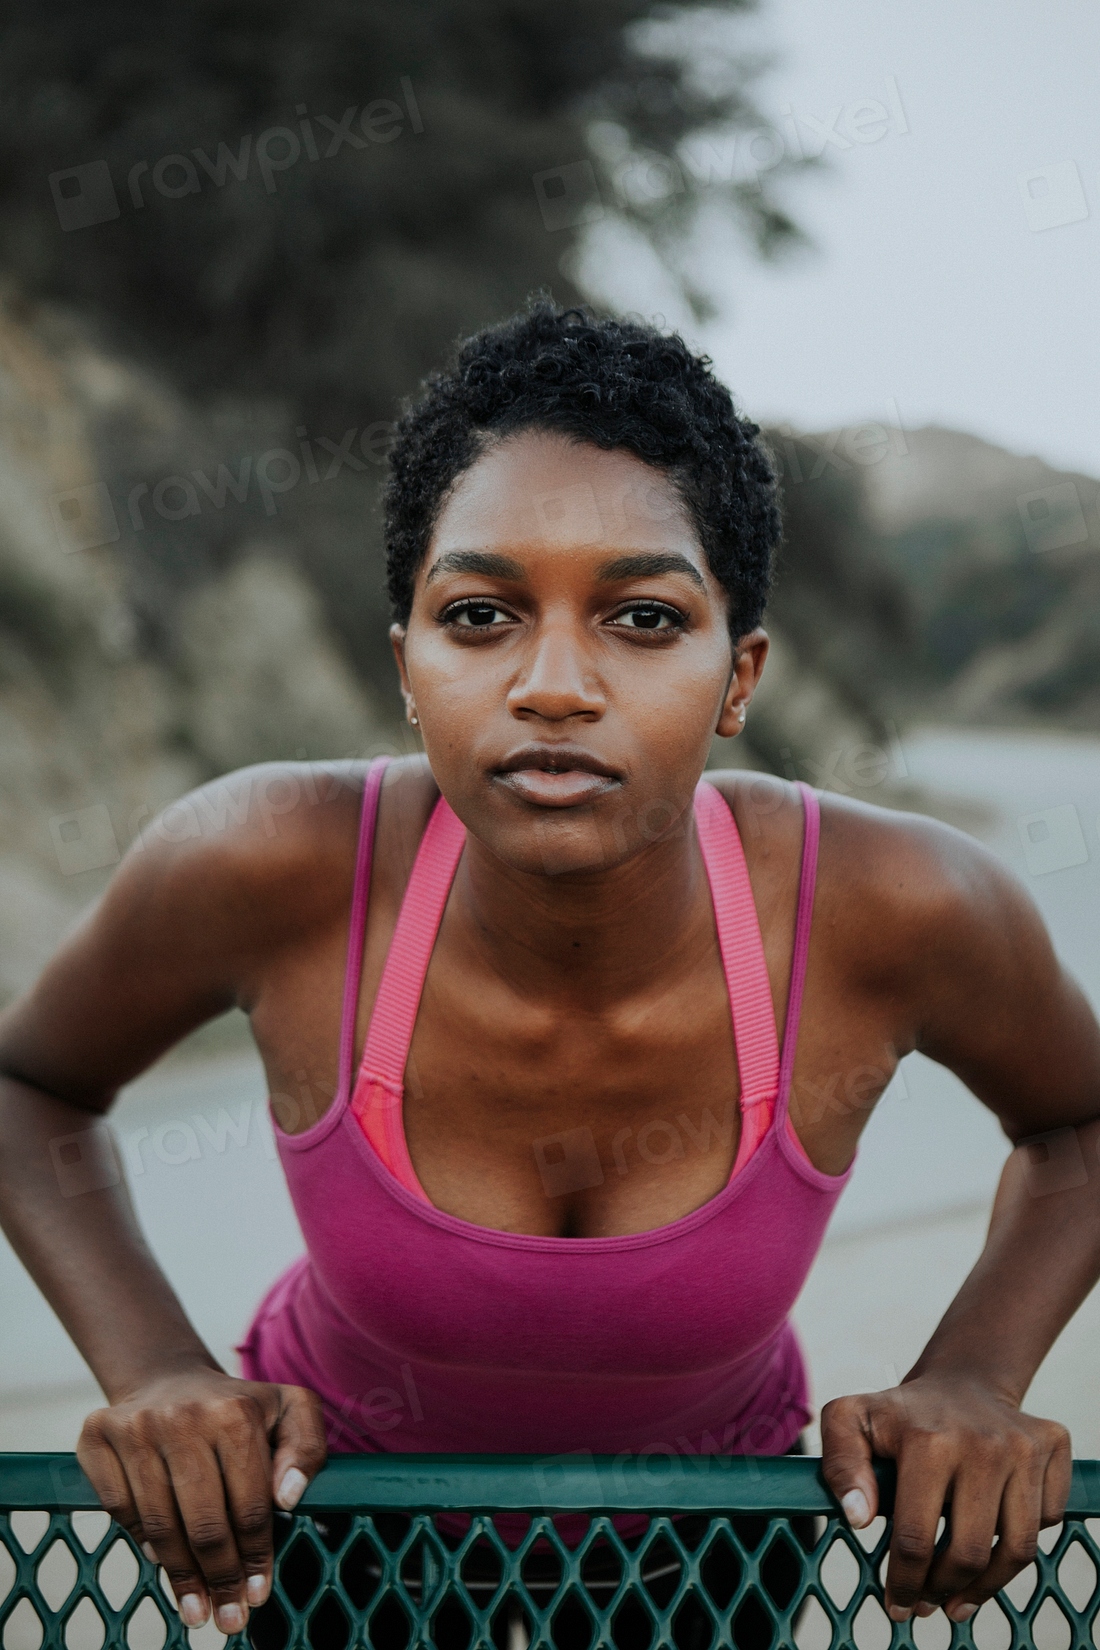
[453,815,715,1007]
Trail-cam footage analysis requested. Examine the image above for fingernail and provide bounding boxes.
[179,1595,208,1628]
[841,1488,870,1528]
[247,1574,270,1605]
[949,1604,978,1622]
[141,1542,157,1565]
[915,1602,937,1617]
[215,1603,246,1634]
[888,1606,913,1623]
[276,1466,308,1510]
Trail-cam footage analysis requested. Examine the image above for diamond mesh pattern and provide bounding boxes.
[1,1509,180,1648]
[3,1455,1099,1649]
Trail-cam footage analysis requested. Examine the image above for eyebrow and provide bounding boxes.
[596,552,705,590]
[424,550,527,585]
[422,547,707,590]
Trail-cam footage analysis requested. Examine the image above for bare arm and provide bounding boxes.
[0,766,348,1634]
[821,809,1100,1626]
[0,1076,328,1634]
[910,1120,1100,1404]
[0,1080,223,1398]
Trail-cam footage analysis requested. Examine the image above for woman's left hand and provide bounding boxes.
[821,1376,1072,1625]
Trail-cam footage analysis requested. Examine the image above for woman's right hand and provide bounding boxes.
[77,1366,327,1636]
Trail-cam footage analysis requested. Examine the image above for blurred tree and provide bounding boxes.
[0,0,801,430]
[765,431,914,726]
[0,0,807,692]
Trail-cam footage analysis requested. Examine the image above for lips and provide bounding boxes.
[493,745,622,808]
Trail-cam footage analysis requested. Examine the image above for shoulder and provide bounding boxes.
[0,755,442,1101]
[705,768,1033,993]
[705,771,1100,1131]
[703,769,806,867]
[126,753,440,942]
[815,787,1029,999]
[122,760,363,944]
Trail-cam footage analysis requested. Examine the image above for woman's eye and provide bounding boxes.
[608,605,683,632]
[445,602,510,627]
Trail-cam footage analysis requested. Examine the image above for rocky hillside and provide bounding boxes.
[869,428,1100,727]
[0,300,387,1002]
[772,423,1100,731]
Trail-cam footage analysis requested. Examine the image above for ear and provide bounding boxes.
[389,624,417,724]
[715,629,769,738]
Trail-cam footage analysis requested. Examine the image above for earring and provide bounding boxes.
[410,713,419,726]
[737,706,746,723]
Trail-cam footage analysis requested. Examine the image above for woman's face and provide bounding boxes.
[392,429,767,876]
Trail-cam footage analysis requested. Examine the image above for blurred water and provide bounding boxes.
[3,725,1099,1435]
[905,726,1100,1000]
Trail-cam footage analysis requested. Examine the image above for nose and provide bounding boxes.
[505,618,606,723]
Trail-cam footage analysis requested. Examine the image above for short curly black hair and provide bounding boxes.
[383,303,779,639]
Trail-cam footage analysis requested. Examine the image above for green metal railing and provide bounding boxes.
[3,1453,1100,1649]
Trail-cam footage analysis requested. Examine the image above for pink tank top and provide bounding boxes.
[239,763,853,1470]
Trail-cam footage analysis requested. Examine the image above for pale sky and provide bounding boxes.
[582,0,1100,476]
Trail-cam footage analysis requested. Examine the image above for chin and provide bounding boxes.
[490,810,636,879]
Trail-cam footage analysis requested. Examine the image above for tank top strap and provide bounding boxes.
[335,756,391,1106]
[693,779,780,1105]
[775,781,820,1124]
[354,792,467,1091]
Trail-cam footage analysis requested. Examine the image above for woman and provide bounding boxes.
[1,306,1098,1645]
